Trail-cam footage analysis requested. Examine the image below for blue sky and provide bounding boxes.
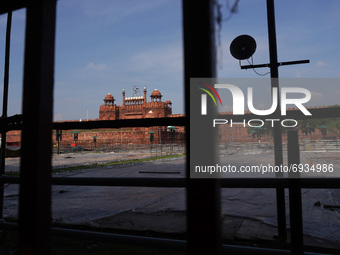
[0,0,339,120]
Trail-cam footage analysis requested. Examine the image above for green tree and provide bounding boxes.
[321,118,340,138]
[298,119,319,135]
[247,122,272,141]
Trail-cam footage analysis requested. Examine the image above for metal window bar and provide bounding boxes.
[3,176,340,189]
[0,10,12,220]
[2,104,340,132]
[0,222,331,255]
[183,1,222,255]
[0,1,340,255]
[18,1,56,254]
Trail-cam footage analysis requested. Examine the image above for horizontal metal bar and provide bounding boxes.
[283,106,340,120]
[279,59,310,66]
[53,117,185,130]
[1,107,339,132]
[0,176,18,184]
[0,222,328,255]
[0,1,28,14]
[52,177,186,187]
[138,171,181,174]
[222,243,328,255]
[0,114,23,131]
[0,176,186,187]
[0,221,18,230]
[0,222,186,251]
[240,60,310,70]
[241,63,270,69]
[52,227,186,251]
[218,106,340,121]
[1,176,340,189]
[220,178,340,189]
[0,116,184,132]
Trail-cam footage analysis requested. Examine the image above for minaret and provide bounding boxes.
[122,89,125,107]
[143,87,147,107]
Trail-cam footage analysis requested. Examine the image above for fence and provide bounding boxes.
[52,141,185,156]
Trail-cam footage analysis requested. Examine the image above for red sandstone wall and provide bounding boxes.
[99,99,172,120]
[4,105,336,149]
[51,127,185,151]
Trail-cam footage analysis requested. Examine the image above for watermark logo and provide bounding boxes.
[201,84,311,116]
[198,82,222,115]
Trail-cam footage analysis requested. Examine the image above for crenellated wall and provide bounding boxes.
[99,88,173,120]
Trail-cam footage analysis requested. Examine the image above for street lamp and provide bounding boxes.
[254,126,262,143]
[167,126,177,153]
[56,130,62,155]
[263,126,268,142]
[93,135,97,149]
[167,126,177,142]
[250,130,256,143]
[72,131,79,147]
[319,126,327,138]
[306,122,310,136]
[149,131,155,152]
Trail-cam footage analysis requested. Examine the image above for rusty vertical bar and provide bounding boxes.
[18,0,56,254]
[183,1,221,255]
[287,130,304,254]
[266,0,287,242]
[0,11,12,219]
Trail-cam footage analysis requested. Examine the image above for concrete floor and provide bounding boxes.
[3,150,340,249]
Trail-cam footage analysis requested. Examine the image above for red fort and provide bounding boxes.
[3,87,333,153]
[99,87,174,120]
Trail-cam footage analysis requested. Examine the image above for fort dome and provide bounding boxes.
[150,89,162,97]
[104,93,114,101]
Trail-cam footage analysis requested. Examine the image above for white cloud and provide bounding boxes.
[53,113,63,121]
[85,62,107,70]
[311,91,323,98]
[294,72,302,78]
[315,61,327,67]
[82,0,169,24]
[0,16,6,27]
[119,0,169,19]
[55,81,66,86]
[130,44,182,73]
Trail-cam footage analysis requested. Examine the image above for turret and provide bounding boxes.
[104,93,114,105]
[150,89,162,102]
[122,89,125,107]
[143,87,147,106]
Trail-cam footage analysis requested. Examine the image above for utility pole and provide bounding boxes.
[266,0,286,241]
[232,0,310,242]
[266,0,309,242]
